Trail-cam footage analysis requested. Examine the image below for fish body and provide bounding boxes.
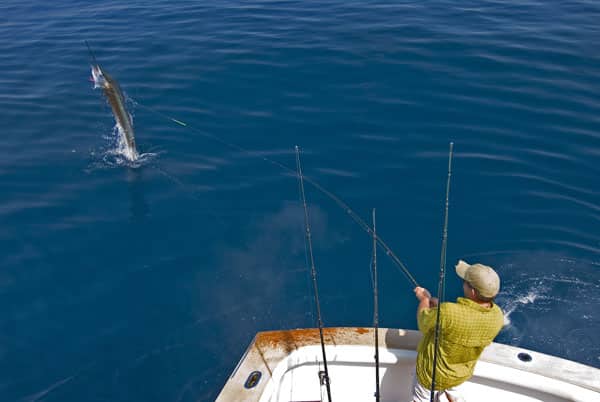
[90,63,138,160]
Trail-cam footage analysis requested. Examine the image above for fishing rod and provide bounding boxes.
[430,142,454,401]
[372,208,380,402]
[295,146,333,402]
[131,99,419,288]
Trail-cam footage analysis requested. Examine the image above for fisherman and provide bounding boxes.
[411,260,504,402]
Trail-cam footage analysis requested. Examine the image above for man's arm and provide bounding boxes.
[414,287,439,317]
[414,287,431,318]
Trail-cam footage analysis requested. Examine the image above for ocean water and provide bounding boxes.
[1,0,599,400]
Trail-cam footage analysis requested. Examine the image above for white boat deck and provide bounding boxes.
[216,327,600,402]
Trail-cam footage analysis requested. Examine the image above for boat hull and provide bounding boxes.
[216,327,600,402]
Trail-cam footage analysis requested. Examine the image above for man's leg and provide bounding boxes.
[411,374,434,402]
[441,382,467,402]
[411,375,467,402]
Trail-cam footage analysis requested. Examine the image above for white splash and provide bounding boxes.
[516,292,539,305]
[502,290,540,326]
[115,122,139,161]
[87,126,157,170]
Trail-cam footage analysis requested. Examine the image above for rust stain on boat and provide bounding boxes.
[255,327,370,354]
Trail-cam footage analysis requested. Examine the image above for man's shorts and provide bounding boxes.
[411,373,467,402]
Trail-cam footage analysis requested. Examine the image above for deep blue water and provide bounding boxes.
[1,0,600,400]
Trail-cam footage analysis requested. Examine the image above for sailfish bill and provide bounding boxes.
[87,42,138,161]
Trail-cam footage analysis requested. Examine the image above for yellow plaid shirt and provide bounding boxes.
[416,297,504,389]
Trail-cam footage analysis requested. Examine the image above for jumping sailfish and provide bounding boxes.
[86,41,138,161]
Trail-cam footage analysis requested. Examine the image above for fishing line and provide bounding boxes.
[131,98,419,288]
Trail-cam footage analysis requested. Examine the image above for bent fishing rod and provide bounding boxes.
[131,99,419,288]
[296,146,333,402]
[430,142,454,401]
[372,208,380,402]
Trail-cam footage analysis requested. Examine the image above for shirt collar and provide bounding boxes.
[457,296,495,312]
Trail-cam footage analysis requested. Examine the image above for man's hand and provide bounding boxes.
[414,287,432,301]
[415,287,438,319]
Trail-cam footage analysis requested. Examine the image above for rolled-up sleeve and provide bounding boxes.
[418,307,438,333]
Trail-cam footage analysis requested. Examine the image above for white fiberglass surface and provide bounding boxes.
[260,346,417,402]
[259,345,596,402]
